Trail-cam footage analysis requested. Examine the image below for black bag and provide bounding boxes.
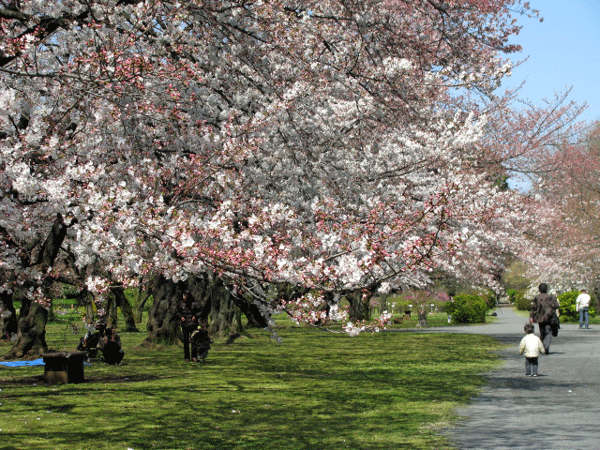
[550,313,560,337]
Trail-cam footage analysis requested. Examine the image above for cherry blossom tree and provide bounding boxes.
[525,122,600,292]
[0,0,586,355]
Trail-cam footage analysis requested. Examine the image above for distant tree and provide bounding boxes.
[528,122,600,287]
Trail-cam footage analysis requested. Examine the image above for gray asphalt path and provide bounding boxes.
[418,307,600,450]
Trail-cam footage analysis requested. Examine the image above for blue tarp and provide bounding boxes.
[0,359,45,367]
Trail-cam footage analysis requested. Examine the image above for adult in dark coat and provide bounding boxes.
[177,293,201,362]
[529,283,560,353]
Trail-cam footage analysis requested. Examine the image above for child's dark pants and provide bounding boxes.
[525,357,538,376]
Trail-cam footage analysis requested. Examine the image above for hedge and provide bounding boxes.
[445,294,488,324]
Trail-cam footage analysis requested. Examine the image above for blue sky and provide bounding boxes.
[501,0,600,124]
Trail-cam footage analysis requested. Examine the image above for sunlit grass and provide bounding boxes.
[0,311,502,450]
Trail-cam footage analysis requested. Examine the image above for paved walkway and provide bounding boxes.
[416,306,600,450]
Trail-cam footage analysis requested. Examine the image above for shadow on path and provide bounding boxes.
[395,307,600,450]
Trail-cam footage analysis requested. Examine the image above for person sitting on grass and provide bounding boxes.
[100,327,125,365]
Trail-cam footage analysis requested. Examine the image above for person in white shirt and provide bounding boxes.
[576,289,591,329]
[519,323,545,377]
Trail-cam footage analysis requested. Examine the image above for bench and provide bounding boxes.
[43,351,86,384]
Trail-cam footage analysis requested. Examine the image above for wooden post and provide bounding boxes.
[43,351,86,384]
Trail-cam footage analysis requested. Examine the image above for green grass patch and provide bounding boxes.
[0,316,502,450]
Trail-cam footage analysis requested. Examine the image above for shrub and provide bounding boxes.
[558,291,596,323]
[505,288,517,303]
[445,294,488,324]
[509,289,531,311]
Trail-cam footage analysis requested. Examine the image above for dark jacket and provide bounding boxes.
[177,299,202,329]
[100,329,124,365]
[530,293,559,323]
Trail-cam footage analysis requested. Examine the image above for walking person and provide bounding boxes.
[177,292,201,362]
[519,323,545,377]
[576,289,591,329]
[529,283,560,354]
[191,323,213,363]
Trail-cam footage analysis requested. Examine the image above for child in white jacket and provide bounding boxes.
[519,323,545,377]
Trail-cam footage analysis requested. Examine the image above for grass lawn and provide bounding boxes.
[0,311,502,450]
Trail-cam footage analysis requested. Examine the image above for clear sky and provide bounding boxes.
[501,0,600,124]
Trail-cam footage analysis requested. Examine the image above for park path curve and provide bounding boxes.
[408,306,600,450]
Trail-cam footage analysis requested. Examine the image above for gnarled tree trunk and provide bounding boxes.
[0,290,18,340]
[345,290,372,323]
[107,286,139,332]
[3,300,48,359]
[198,275,243,338]
[2,213,75,359]
[145,273,270,345]
[145,276,182,344]
[133,283,153,323]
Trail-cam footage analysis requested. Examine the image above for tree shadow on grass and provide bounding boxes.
[0,373,160,387]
